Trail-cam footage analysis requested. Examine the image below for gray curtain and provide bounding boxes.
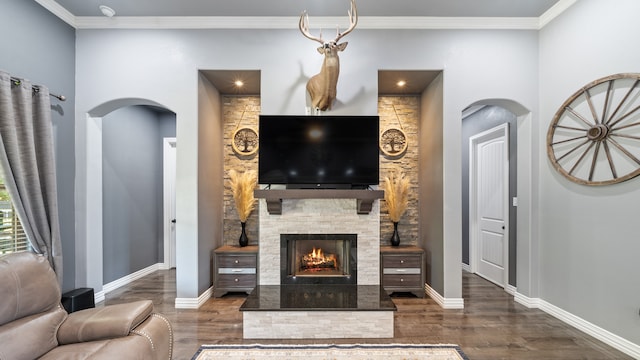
[0,71,62,284]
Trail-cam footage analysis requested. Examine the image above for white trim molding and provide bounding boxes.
[34,0,76,27]
[72,15,543,30]
[175,287,213,309]
[513,291,542,309]
[461,262,472,273]
[425,284,464,310]
[538,0,578,28]
[35,0,577,30]
[162,138,177,270]
[515,292,640,359]
[103,263,163,293]
[94,291,105,304]
[94,262,163,304]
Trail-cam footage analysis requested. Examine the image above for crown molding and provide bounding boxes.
[74,16,541,30]
[539,0,578,28]
[36,0,576,30]
[35,0,76,27]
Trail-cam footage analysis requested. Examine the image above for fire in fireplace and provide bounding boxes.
[281,234,357,285]
[300,247,339,274]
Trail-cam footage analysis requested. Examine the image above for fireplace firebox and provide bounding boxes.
[281,234,357,285]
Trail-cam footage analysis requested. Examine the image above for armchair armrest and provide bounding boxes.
[57,300,154,345]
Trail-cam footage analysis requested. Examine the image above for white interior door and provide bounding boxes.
[163,138,177,269]
[470,124,509,287]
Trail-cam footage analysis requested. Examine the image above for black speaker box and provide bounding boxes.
[61,287,95,313]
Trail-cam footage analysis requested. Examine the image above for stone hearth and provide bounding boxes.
[240,284,395,339]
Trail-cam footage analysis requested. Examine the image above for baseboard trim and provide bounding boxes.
[175,286,213,309]
[424,284,464,309]
[95,263,163,304]
[514,292,640,359]
[94,291,105,304]
[103,263,162,293]
[504,284,517,296]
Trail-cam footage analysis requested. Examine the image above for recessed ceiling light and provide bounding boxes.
[99,5,116,18]
[397,80,407,87]
[234,80,244,87]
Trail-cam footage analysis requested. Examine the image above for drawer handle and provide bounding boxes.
[234,260,239,264]
[396,269,407,272]
[231,269,244,273]
[234,278,239,282]
[400,260,404,264]
[400,278,404,282]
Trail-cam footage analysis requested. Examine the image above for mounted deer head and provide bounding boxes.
[299,0,357,112]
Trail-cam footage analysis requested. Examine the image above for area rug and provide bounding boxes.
[192,343,469,360]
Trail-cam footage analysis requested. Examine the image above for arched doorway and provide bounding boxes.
[81,98,176,302]
[461,99,534,298]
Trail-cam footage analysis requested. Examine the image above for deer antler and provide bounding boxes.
[334,0,358,43]
[299,0,358,45]
[299,11,324,44]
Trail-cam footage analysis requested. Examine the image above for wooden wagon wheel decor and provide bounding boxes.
[547,73,640,185]
[380,105,408,157]
[231,108,258,156]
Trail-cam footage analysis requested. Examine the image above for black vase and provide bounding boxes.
[390,221,400,246]
[239,221,249,247]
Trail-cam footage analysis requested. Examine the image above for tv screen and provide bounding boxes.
[258,115,380,188]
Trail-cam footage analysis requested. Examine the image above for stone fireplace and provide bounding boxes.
[241,195,393,339]
[258,197,380,286]
[281,233,357,285]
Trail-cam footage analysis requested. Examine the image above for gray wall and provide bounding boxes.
[419,73,444,294]
[461,105,517,286]
[539,0,640,346]
[102,105,176,283]
[0,0,76,291]
[197,73,224,291]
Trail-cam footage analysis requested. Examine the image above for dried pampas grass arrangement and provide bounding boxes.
[228,169,257,222]
[383,170,410,223]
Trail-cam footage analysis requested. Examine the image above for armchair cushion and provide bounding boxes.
[0,307,67,360]
[57,300,154,345]
[0,252,61,326]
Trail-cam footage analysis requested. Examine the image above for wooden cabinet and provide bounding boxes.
[213,245,258,298]
[380,245,425,298]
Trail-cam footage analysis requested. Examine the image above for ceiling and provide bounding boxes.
[52,0,562,18]
[42,0,566,95]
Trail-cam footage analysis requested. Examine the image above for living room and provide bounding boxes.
[1,0,639,359]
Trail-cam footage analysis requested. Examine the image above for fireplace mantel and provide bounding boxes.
[254,189,384,215]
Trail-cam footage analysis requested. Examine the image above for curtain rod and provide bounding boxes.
[9,76,66,102]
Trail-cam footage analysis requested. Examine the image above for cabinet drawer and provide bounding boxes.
[383,267,421,275]
[217,274,256,288]
[383,274,422,287]
[219,267,256,275]
[217,255,257,268]
[382,255,421,268]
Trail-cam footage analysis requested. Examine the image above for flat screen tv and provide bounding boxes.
[258,115,380,188]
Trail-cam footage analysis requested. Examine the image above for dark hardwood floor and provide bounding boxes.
[101,270,631,360]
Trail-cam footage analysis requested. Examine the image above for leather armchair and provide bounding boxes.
[0,252,173,360]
